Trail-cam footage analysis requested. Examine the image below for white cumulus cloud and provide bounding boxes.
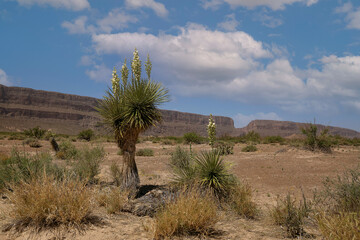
[217,14,239,31]
[335,2,360,30]
[15,0,90,11]
[0,69,11,86]
[85,64,112,82]
[202,0,318,10]
[125,0,168,17]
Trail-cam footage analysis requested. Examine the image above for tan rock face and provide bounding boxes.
[1,84,359,138]
[0,84,235,136]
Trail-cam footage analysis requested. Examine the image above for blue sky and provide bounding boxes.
[1,0,360,131]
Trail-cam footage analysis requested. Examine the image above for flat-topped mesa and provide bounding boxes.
[0,84,235,136]
[235,120,360,138]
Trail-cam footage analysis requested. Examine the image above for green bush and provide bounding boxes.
[169,147,196,186]
[244,131,261,143]
[136,148,154,156]
[183,132,202,144]
[301,123,332,152]
[56,140,78,160]
[72,146,105,183]
[0,150,65,190]
[78,129,95,141]
[214,141,234,155]
[23,138,42,148]
[263,136,285,144]
[270,193,311,238]
[241,144,257,152]
[23,126,47,139]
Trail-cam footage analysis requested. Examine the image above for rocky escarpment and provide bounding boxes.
[1,84,359,138]
[235,120,360,138]
[0,84,234,136]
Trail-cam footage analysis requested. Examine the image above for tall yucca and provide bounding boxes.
[97,49,169,189]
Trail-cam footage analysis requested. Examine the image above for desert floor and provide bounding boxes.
[0,139,359,240]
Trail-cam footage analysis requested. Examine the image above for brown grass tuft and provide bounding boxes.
[8,175,93,229]
[154,188,218,239]
[228,183,258,219]
[96,187,129,214]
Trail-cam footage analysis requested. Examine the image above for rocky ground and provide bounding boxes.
[0,139,359,239]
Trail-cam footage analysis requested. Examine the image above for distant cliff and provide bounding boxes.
[0,84,234,136]
[0,84,359,138]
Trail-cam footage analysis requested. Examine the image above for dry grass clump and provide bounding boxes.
[316,211,360,240]
[8,175,93,229]
[315,168,360,239]
[228,183,258,219]
[153,188,218,239]
[96,187,129,214]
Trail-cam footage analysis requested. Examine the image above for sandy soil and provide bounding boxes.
[0,139,359,239]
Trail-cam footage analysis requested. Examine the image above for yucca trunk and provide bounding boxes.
[117,131,140,189]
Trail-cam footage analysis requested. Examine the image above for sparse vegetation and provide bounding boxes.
[23,126,47,139]
[110,162,122,186]
[183,132,203,144]
[270,193,311,238]
[263,135,285,144]
[242,144,257,152]
[214,141,234,155]
[96,187,129,214]
[154,188,218,239]
[78,129,95,141]
[136,148,154,156]
[56,140,78,160]
[301,123,332,152]
[228,183,258,219]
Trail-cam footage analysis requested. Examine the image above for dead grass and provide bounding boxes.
[8,175,93,230]
[153,188,219,239]
[316,211,360,240]
[96,187,129,214]
[228,183,258,219]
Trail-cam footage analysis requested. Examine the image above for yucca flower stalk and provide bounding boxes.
[207,114,216,148]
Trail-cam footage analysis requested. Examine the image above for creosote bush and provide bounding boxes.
[9,175,92,228]
[78,129,95,141]
[154,188,218,239]
[136,148,154,156]
[183,132,202,144]
[23,126,46,139]
[241,144,257,152]
[72,146,105,183]
[263,136,285,144]
[56,140,78,160]
[301,123,332,152]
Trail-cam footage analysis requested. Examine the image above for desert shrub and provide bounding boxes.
[214,141,234,155]
[96,187,129,214]
[183,132,202,144]
[169,147,196,186]
[9,175,92,228]
[316,211,360,240]
[0,150,65,190]
[78,129,95,141]
[228,183,258,219]
[321,168,360,213]
[0,152,9,162]
[23,138,42,148]
[72,146,105,183]
[56,140,78,160]
[244,131,261,143]
[263,135,285,144]
[194,150,236,196]
[301,123,332,152]
[241,144,257,152]
[136,148,154,156]
[270,193,311,238]
[110,162,122,186]
[154,188,218,239]
[23,126,46,139]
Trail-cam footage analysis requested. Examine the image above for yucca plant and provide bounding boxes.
[194,150,235,196]
[97,49,169,189]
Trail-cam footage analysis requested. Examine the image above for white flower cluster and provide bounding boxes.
[207,114,216,148]
[111,67,120,94]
